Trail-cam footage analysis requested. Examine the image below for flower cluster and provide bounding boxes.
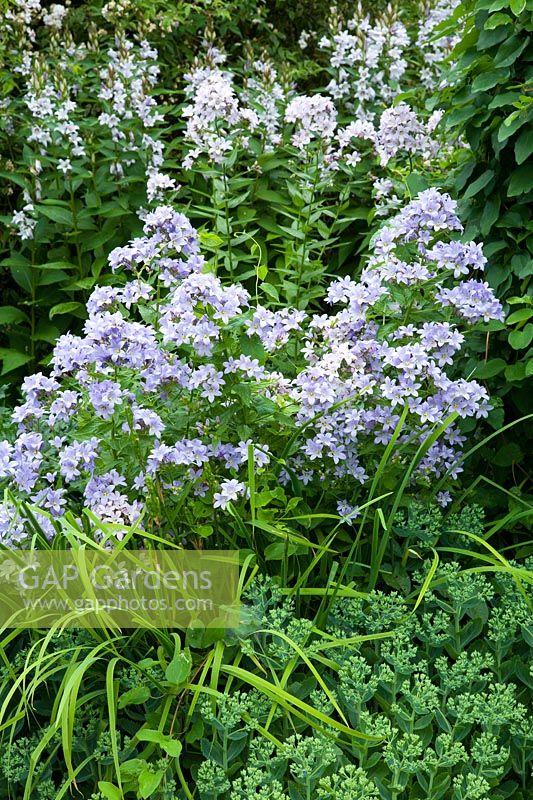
[3,19,173,243]
[284,95,337,150]
[318,3,409,120]
[0,190,502,543]
[317,0,461,118]
[416,0,462,90]
[182,70,259,168]
[97,33,166,180]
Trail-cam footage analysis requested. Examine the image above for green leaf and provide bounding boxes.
[471,68,509,92]
[474,358,507,378]
[507,308,533,325]
[515,128,533,165]
[9,265,32,293]
[498,111,526,142]
[494,34,528,68]
[510,0,526,14]
[198,231,224,248]
[49,301,86,319]
[165,650,191,685]
[507,165,532,196]
[510,254,532,279]
[97,782,122,800]
[35,205,73,226]
[463,170,495,199]
[36,260,78,270]
[118,686,151,708]
[260,282,279,301]
[508,324,533,349]
[138,769,165,799]
[33,322,60,345]
[119,759,146,780]
[0,306,30,325]
[255,186,289,205]
[137,729,172,746]
[484,11,512,27]
[1,254,30,268]
[505,362,526,381]
[405,172,429,196]
[492,442,523,466]
[0,349,32,375]
[488,91,522,108]
[162,739,182,757]
[480,196,501,235]
[257,263,268,280]
[265,541,304,560]
[0,170,29,189]
[135,728,161,744]
[38,270,70,287]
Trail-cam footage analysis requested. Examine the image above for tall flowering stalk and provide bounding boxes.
[179,36,453,306]
[0,3,175,377]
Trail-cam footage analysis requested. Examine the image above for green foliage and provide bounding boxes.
[440,0,533,469]
[0,535,530,798]
[0,1,531,798]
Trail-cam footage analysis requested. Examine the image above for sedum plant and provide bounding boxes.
[0,544,530,799]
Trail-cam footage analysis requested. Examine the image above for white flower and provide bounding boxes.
[213,479,248,510]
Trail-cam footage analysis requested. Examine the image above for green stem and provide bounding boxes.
[69,179,83,277]
[222,165,234,280]
[30,242,36,363]
[295,150,320,308]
